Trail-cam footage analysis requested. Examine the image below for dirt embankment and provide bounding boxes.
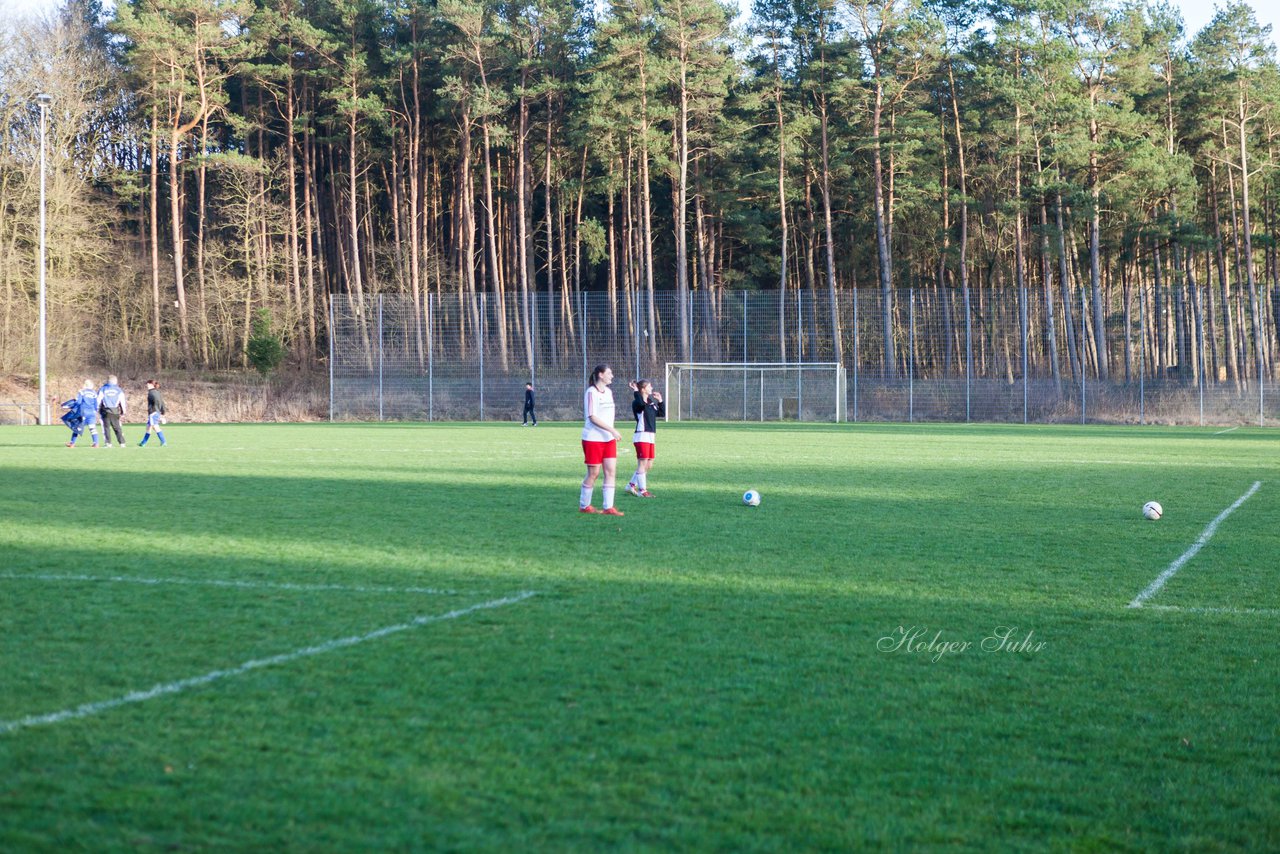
[1,370,329,424]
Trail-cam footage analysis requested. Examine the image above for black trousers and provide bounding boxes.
[522,403,536,424]
[101,409,125,445]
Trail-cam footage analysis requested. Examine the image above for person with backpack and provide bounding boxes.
[97,375,128,448]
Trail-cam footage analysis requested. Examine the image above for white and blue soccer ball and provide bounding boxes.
[743,489,761,507]
[1142,501,1163,521]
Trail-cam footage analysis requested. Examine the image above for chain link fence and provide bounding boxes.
[0,403,40,425]
[330,288,1280,426]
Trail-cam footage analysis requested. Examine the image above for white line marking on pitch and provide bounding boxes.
[0,572,461,596]
[1144,604,1280,617]
[1128,481,1262,609]
[1213,426,1240,436]
[0,592,535,736]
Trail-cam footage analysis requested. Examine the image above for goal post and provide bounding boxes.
[664,362,846,423]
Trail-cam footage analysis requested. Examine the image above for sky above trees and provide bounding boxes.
[1,0,1278,51]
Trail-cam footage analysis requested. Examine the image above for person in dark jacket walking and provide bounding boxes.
[521,382,537,426]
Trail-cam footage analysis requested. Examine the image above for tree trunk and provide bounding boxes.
[871,83,895,376]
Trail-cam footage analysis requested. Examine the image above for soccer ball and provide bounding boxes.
[743,489,761,507]
[1142,501,1163,521]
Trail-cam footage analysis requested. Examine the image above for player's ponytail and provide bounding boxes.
[588,364,611,388]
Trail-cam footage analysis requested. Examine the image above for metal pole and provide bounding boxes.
[964,287,972,423]
[377,294,384,421]
[743,292,748,421]
[37,94,51,426]
[637,289,645,378]
[1198,283,1205,426]
[797,289,803,418]
[427,292,434,422]
[852,291,859,422]
[328,298,334,422]
[908,288,915,423]
[1021,284,1029,424]
[479,292,486,421]
[529,291,536,391]
[1081,288,1087,425]
[1139,283,1145,425]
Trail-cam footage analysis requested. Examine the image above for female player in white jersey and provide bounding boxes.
[580,364,625,516]
[626,379,664,498]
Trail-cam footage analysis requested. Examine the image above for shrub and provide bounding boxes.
[247,309,285,376]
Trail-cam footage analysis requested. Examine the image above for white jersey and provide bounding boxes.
[581,385,616,442]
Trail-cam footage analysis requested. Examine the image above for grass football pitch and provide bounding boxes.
[2,421,1278,850]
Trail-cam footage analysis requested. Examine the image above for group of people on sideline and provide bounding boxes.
[60,377,168,448]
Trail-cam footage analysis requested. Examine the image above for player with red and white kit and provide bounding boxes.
[626,379,664,498]
[580,364,625,516]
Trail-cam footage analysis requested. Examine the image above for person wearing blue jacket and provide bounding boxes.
[63,380,101,448]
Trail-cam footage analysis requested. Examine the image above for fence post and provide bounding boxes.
[964,286,972,423]
[1261,326,1266,427]
[909,288,915,423]
[378,294,385,422]
[743,291,749,421]
[479,292,485,421]
[1197,282,1205,426]
[328,298,334,422]
[1139,283,1145,425]
[427,292,434,422]
[1021,284,1029,424]
[797,288,804,415]
[1081,288,1087,425]
[852,291,859,423]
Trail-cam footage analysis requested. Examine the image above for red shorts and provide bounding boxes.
[634,442,655,461]
[582,439,617,465]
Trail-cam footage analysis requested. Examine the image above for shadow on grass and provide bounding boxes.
[2,535,1278,852]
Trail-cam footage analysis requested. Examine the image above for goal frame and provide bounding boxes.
[663,362,846,423]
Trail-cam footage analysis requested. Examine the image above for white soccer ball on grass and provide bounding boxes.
[743,489,761,507]
[1142,501,1163,521]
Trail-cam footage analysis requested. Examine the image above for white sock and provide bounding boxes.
[580,484,593,509]
[602,486,615,510]
[637,472,647,491]
[631,468,643,488]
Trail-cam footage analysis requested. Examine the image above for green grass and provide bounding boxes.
[1,421,1278,851]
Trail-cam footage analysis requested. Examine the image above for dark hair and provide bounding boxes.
[634,379,652,393]
[146,379,160,387]
[588,364,612,387]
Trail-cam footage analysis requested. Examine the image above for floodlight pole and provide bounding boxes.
[37,93,52,426]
